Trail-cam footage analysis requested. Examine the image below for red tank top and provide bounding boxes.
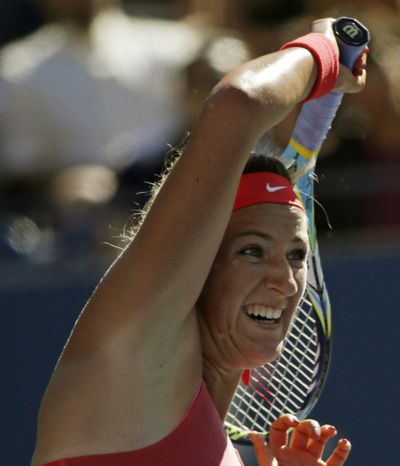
[41,380,244,466]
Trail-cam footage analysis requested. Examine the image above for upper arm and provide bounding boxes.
[33,45,320,462]
[64,47,318,352]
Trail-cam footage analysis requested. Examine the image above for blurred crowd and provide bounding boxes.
[1,0,400,264]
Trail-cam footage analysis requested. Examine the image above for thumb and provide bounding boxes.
[249,433,278,466]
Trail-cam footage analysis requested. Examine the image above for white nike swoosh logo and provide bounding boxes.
[265,183,287,192]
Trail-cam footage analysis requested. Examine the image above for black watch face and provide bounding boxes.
[333,17,370,46]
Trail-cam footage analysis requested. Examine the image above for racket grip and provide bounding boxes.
[290,17,370,152]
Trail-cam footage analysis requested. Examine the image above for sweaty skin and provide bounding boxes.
[31,17,366,466]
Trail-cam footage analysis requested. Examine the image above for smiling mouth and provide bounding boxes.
[244,304,283,324]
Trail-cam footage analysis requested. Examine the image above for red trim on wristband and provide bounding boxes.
[280,32,339,101]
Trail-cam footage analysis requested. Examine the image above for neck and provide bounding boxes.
[202,357,242,420]
[197,309,244,419]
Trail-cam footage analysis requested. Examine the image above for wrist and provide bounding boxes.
[280,32,339,101]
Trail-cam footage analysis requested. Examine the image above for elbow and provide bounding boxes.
[205,80,270,134]
[208,75,269,112]
[204,72,289,139]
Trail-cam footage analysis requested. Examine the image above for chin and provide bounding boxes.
[245,343,284,369]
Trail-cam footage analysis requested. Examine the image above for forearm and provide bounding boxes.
[211,47,317,139]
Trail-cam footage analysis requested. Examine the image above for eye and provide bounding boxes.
[287,248,308,264]
[239,245,263,258]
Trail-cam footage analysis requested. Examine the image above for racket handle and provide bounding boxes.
[289,17,370,152]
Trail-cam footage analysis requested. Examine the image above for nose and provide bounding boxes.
[262,256,298,297]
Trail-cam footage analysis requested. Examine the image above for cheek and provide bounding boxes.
[198,262,249,318]
[295,267,307,296]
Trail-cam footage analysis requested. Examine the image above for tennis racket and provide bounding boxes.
[225,17,370,444]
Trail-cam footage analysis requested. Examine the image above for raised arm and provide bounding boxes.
[32,18,366,465]
[70,48,319,346]
[76,19,365,344]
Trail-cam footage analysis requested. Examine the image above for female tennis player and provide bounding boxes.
[32,18,367,466]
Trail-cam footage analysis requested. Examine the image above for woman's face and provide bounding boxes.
[197,203,308,370]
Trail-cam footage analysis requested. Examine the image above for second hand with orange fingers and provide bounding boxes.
[249,415,351,466]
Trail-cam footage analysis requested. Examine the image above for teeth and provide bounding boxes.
[245,305,283,320]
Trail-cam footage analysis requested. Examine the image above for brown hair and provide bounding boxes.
[123,146,293,242]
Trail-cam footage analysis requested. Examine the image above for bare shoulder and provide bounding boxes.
[33,310,202,465]
[32,85,254,463]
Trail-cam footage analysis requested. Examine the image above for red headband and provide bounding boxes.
[233,172,304,211]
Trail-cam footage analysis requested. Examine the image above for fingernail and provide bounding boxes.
[340,438,352,449]
[249,432,266,446]
[362,54,367,68]
[311,422,321,437]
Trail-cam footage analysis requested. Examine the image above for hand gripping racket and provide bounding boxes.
[225,17,370,444]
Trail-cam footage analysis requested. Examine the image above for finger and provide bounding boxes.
[307,424,337,458]
[269,414,300,449]
[249,433,277,466]
[290,419,321,450]
[352,46,369,76]
[326,438,352,466]
[311,18,336,34]
[335,65,366,94]
[354,68,367,91]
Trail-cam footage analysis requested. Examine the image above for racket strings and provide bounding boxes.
[225,296,321,439]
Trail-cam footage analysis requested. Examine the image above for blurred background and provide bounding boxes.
[0,1,399,465]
